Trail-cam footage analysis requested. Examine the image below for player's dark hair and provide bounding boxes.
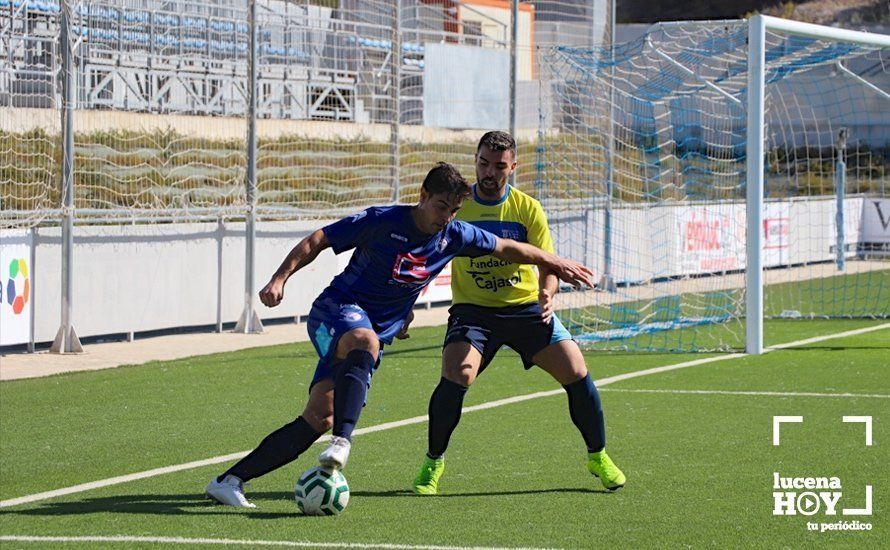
[476,130,516,157]
[422,162,470,198]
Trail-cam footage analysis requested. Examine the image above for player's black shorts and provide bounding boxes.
[443,302,573,371]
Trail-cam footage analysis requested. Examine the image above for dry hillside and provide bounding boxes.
[616,0,889,24]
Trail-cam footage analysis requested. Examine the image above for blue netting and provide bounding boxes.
[541,21,889,352]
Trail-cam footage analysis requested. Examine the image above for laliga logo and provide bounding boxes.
[4,258,30,315]
[772,416,873,522]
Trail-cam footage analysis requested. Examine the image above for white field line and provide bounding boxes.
[602,388,890,399]
[1,322,887,510]
[768,324,888,349]
[0,535,554,550]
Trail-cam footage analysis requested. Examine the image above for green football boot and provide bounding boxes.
[412,456,445,495]
[587,450,626,491]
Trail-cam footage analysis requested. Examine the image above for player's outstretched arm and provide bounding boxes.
[491,237,594,288]
[259,229,330,308]
[537,267,559,324]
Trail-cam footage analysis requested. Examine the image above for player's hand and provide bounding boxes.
[538,288,554,324]
[551,258,594,288]
[395,310,414,339]
[259,277,286,307]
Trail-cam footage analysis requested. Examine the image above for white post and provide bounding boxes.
[600,0,617,292]
[742,16,890,352]
[745,15,766,355]
[835,128,847,271]
[509,0,518,134]
[391,0,402,203]
[51,0,83,354]
[28,226,37,353]
[235,0,263,334]
[509,0,518,186]
[217,217,225,333]
[760,15,890,47]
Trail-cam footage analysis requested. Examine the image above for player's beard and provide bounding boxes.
[477,178,505,199]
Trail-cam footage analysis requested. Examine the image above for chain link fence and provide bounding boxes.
[0,0,612,349]
[1,0,613,228]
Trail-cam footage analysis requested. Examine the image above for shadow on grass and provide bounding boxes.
[779,345,890,351]
[0,492,307,519]
[0,486,612,518]
[352,487,612,497]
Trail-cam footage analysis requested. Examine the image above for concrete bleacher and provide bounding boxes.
[0,0,60,12]
[3,0,434,118]
[346,36,425,68]
[6,0,428,66]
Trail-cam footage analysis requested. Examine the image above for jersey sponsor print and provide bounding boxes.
[451,185,555,307]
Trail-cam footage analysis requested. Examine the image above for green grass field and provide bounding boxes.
[0,319,887,548]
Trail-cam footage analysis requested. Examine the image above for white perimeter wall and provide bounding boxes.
[1,221,336,346]
[549,196,884,284]
[1,196,888,346]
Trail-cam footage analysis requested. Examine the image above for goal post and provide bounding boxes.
[746,15,890,354]
[540,17,890,353]
[746,15,767,355]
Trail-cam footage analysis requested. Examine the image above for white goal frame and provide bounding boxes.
[745,15,890,354]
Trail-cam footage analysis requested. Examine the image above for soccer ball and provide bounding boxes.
[294,466,350,516]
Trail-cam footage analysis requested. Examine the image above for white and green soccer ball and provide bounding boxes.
[294,466,350,516]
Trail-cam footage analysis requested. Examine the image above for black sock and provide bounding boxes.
[427,377,468,458]
[563,374,606,453]
[332,349,376,440]
[222,416,321,482]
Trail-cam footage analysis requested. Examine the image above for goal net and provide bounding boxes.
[540,17,889,352]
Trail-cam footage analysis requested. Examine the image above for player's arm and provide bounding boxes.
[491,237,594,289]
[524,198,561,322]
[259,229,331,307]
[537,267,559,324]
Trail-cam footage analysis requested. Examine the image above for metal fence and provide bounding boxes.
[0,0,613,349]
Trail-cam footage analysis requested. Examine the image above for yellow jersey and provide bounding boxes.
[451,184,554,306]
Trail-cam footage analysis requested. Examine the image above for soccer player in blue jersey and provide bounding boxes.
[411,132,626,495]
[204,162,595,507]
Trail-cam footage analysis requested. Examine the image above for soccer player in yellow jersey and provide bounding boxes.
[411,131,626,494]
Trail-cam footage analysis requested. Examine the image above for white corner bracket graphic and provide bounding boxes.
[841,417,873,516]
[843,485,873,516]
[842,416,873,446]
[773,416,804,446]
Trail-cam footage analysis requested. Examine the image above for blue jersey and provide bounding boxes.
[322,205,497,343]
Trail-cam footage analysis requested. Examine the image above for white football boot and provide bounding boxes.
[205,474,256,508]
[319,436,352,470]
